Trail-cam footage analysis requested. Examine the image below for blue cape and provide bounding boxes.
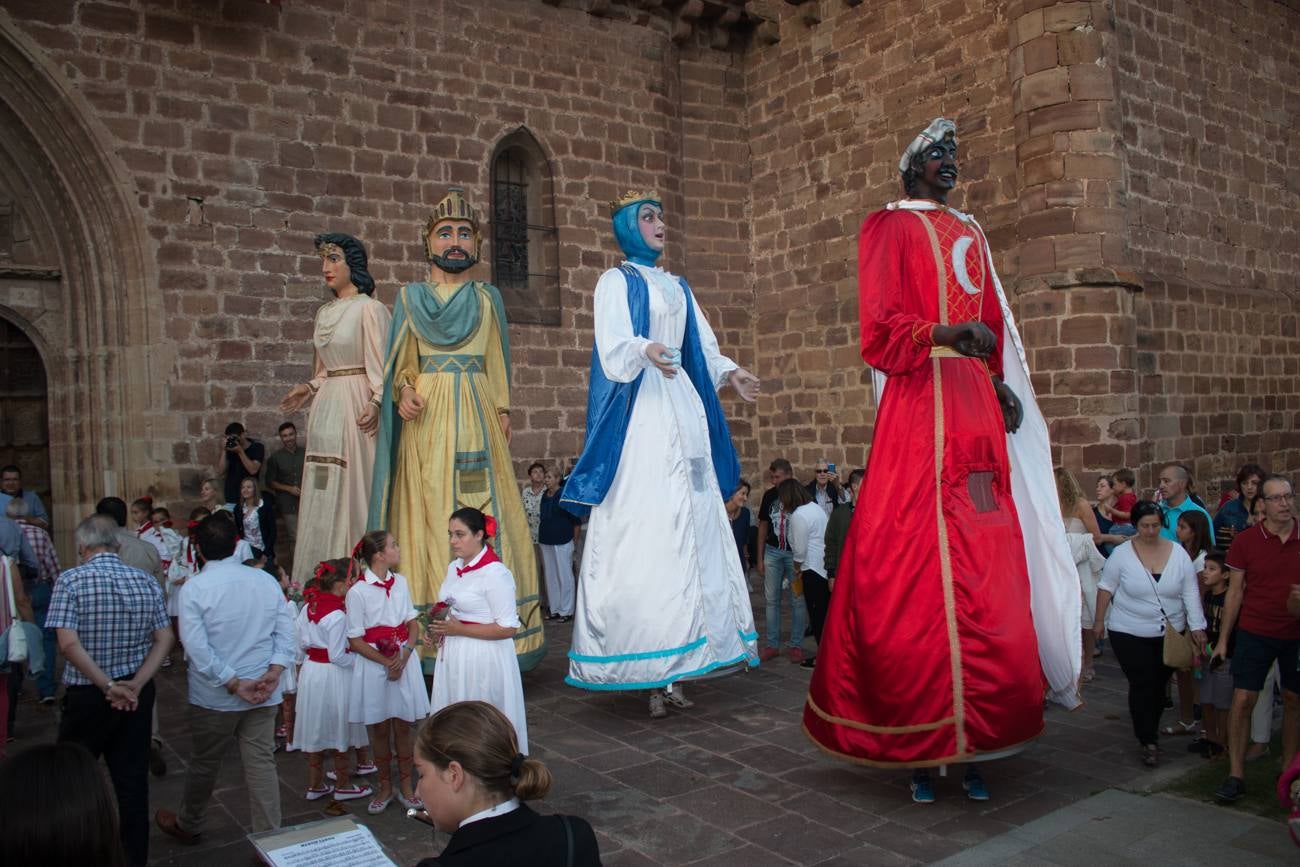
[560,265,739,516]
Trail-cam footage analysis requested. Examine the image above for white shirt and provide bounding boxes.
[460,797,520,828]
[788,501,828,577]
[345,569,418,638]
[296,603,354,667]
[179,555,297,711]
[1098,541,1207,638]
[440,548,521,629]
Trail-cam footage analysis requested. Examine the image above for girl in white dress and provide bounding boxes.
[346,530,428,814]
[427,508,529,754]
[165,506,210,662]
[295,558,374,802]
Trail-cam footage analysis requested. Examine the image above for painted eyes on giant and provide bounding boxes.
[323,253,344,263]
[926,144,956,161]
[435,227,474,240]
[638,204,665,222]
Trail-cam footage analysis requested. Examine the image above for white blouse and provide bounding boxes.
[439,549,521,629]
[345,569,419,636]
[296,605,354,667]
[1098,541,1206,638]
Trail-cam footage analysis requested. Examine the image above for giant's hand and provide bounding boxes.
[397,387,427,422]
[357,404,379,436]
[499,412,512,444]
[280,384,312,414]
[728,368,760,403]
[933,321,996,359]
[992,376,1024,434]
[645,342,680,379]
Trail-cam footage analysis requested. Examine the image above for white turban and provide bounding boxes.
[898,118,957,174]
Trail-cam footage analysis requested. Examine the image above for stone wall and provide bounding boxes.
[1,0,1297,528]
[0,0,754,508]
[743,0,1020,481]
[1115,0,1300,492]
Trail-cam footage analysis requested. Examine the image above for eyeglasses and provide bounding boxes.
[816,469,829,474]
[1263,493,1296,503]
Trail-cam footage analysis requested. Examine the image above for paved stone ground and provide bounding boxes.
[7,590,1295,865]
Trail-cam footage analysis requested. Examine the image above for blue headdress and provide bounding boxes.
[610,191,662,268]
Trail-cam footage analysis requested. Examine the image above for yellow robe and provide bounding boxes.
[383,281,544,670]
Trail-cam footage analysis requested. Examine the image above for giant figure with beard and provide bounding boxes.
[368,188,545,672]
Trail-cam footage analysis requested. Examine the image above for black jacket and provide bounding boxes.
[233,492,276,557]
[416,805,601,867]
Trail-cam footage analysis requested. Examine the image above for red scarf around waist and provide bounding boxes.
[363,623,410,658]
[305,647,331,663]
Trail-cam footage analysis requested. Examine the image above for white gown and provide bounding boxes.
[294,604,370,753]
[429,549,529,754]
[346,570,429,725]
[567,262,758,691]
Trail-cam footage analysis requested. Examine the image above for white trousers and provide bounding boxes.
[541,541,576,616]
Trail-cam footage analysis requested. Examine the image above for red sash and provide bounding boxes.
[363,623,410,658]
[305,647,330,663]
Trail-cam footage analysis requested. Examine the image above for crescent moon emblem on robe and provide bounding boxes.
[952,236,980,296]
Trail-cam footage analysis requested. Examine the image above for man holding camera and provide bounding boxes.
[213,423,264,510]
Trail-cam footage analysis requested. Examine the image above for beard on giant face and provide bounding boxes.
[431,245,477,274]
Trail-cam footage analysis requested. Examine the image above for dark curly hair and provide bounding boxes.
[314,232,375,296]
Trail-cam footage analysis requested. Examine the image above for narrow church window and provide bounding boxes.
[490,129,560,326]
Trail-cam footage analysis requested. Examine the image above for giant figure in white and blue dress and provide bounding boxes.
[560,188,761,718]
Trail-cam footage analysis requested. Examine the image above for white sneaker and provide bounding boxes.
[663,684,694,709]
[648,691,667,719]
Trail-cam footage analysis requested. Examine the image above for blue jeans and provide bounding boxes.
[763,547,807,649]
[26,580,57,698]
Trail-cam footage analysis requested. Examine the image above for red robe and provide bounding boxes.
[803,204,1045,767]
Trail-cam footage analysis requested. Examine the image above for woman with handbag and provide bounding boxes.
[1095,501,1206,767]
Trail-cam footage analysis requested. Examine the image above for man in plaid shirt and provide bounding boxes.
[5,498,59,705]
[46,514,173,867]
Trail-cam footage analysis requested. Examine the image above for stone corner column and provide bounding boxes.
[1006,0,1143,480]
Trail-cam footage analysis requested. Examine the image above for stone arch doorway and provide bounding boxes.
[0,316,50,509]
[0,15,167,556]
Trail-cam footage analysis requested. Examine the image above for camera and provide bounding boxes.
[225,435,240,449]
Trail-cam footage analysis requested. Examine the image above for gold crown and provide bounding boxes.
[609,189,660,216]
[428,186,479,231]
[316,241,345,258]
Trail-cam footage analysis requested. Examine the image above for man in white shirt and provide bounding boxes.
[154,513,296,844]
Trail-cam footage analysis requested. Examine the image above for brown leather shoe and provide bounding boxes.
[155,809,200,845]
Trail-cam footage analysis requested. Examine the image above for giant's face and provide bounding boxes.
[320,246,353,293]
[427,220,478,273]
[917,138,959,195]
[637,203,665,253]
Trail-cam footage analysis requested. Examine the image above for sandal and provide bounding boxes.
[397,791,424,811]
[366,793,393,815]
[1159,720,1198,737]
[1081,668,1095,683]
[1141,745,1159,767]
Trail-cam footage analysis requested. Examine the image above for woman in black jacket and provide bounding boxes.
[414,701,601,867]
[232,476,276,566]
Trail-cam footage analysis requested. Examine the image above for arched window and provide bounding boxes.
[490,128,560,325]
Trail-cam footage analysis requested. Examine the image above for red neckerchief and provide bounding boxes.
[369,570,396,597]
[456,545,501,577]
[137,521,152,537]
[308,591,346,623]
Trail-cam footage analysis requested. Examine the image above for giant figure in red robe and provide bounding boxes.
[803,119,1080,775]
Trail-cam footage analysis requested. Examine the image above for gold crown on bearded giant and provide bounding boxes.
[608,189,660,216]
[428,186,480,231]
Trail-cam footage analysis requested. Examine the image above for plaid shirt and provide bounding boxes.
[19,522,60,584]
[45,552,168,686]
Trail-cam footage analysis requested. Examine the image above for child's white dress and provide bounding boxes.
[346,569,429,724]
[429,548,528,753]
[294,601,370,752]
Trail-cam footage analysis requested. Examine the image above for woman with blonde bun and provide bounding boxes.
[414,701,601,866]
